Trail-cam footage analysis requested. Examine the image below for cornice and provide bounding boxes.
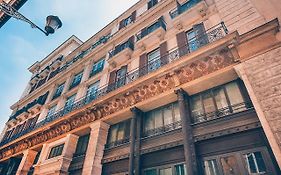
[0,37,238,161]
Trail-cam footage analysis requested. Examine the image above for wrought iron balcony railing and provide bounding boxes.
[169,0,202,19]
[1,22,228,146]
[109,40,134,58]
[105,137,130,149]
[136,16,167,41]
[142,120,183,138]
[192,101,254,124]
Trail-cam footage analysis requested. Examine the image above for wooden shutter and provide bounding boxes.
[131,11,136,22]
[176,31,188,56]
[139,53,148,77]
[108,70,117,85]
[193,23,209,47]
[160,42,168,65]
[119,19,125,30]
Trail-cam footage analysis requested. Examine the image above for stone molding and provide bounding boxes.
[0,47,235,161]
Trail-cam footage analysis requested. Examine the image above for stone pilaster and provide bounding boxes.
[235,58,281,168]
[82,121,109,175]
[33,134,79,175]
[175,89,198,175]
[16,149,37,175]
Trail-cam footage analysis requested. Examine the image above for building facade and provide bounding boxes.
[0,0,281,174]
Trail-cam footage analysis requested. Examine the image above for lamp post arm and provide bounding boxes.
[0,2,48,35]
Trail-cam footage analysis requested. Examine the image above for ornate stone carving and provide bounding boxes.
[0,47,235,160]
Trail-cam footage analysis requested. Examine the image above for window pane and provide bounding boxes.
[225,82,245,112]
[191,95,204,121]
[48,144,64,159]
[204,159,220,175]
[154,109,163,128]
[175,164,187,175]
[245,152,267,174]
[148,49,161,72]
[47,105,57,117]
[145,113,155,132]
[225,82,244,105]
[108,125,118,143]
[213,88,228,109]
[187,30,198,52]
[117,122,125,140]
[173,103,181,122]
[163,105,173,125]
[159,167,172,175]
[202,92,216,114]
[144,169,157,175]
[65,94,76,107]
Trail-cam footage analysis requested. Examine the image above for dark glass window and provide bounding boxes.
[148,0,158,9]
[147,48,161,72]
[52,83,65,99]
[143,102,181,137]
[244,151,266,174]
[90,59,105,77]
[144,163,186,175]
[190,81,249,123]
[48,144,64,159]
[86,81,100,102]
[69,72,83,90]
[65,94,76,109]
[107,120,131,148]
[116,66,127,88]
[47,105,57,118]
[74,134,90,157]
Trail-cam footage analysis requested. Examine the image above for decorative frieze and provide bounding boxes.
[0,47,235,161]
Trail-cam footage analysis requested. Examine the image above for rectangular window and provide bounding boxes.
[144,163,186,175]
[107,120,131,148]
[186,29,198,52]
[65,94,76,109]
[147,48,161,72]
[74,134,90,157]
[204,159,220,175]
[69,72,83,89]
[86,81,100,102]
[144,102,181,136]
[48,144,64,159]
[190,81,250,123]
[90,59,105,77]
[116,66,127,88]
[244,151,266,174]
[148,0,158,9]
[52,83,65,99]
[47,105,57,117]
[124,16,133,26]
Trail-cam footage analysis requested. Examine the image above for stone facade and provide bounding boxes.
[1,0,281,174]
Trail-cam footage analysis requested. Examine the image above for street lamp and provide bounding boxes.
[0,1,62,36]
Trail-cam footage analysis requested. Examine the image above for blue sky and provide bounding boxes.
[0,0,139,131]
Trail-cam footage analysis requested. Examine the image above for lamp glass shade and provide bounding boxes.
[45,15,62,35]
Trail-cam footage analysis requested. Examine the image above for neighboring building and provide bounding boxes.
[0,0,28,28]
[0,0,281,174]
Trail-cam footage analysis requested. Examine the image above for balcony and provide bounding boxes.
[39,66,50,79]
[169,0,203,19]
[170,0,207,30]
[50,55,63,70]
[0,22,228,147]
[29,74,39,86]
[105,137,130,150]
[136,17,166,49]
[192,102,254,124]
[108,41,134,65]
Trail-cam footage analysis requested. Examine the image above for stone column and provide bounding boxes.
[235,63,281,168]
[128,107,142,175]
[16,149,37,175]
[175,89,198,175]
[82,121,109,175]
